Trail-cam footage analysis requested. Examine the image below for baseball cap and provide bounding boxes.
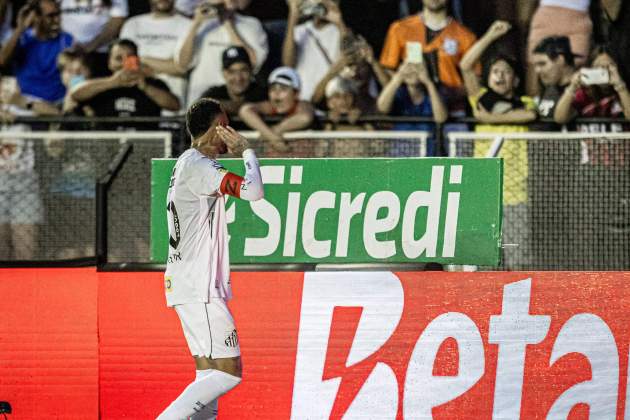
[222,46,251,69]
[268,67,301,91]
[325,77,358,98]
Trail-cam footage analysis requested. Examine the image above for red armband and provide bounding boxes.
[220,172,244,198]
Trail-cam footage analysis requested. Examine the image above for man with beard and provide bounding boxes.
[282,0,348,101]
[176,0,268,106]
[198,46,266,120]
[0,0,73,103]
[380,0,476,113]
[120,0,192,112]
[158,98,264,419]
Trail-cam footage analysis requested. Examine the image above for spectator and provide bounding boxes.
[0,1,13,44]
[323,76,377,157]
[57,49,94,115]
[600,0,630,84]
[460,20,537,270]
[175,0,251,16]
[531,35,576,122]
[0,0,73,103]
[239,66,314,157]
[198,46,266,119]
[554,45,630,165]
[377,60,447,156]
[120,0,191,112]
[60,0,128,55]
[459,21,536,126]
[176,0,268,106]
[525,0,592,95]
[311,35,390,113]
[0,75,58,261]
[70,38,179,129]
[379,0,477,114]
[283,0,348,101]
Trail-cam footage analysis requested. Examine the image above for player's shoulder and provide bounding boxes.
[181,148,227,175]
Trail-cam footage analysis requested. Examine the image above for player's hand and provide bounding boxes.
[217,125,250,155]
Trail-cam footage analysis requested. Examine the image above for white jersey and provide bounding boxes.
[164,148,231,306]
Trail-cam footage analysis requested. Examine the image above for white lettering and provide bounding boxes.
[401,166,444,258]
[302,191,336,258]
[244,200,281,256]
[489,279,551,419]
[335,193,366,257]
[291,272,404,419]
[404,312,484,418]
[547,314,618,419]
[283,192,301,256]
[363,192,400,259]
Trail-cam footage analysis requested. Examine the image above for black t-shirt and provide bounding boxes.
[199,82,267,107]
[199,82,267,129]
[478,88,526,113]
[82,77,171,130]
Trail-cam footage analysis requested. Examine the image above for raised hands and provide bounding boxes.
[484,20,511,41]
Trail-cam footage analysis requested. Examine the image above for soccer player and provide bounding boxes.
[157,98,264,419]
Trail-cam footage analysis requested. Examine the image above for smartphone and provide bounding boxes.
[580,68,610,85]
[406,42,423,64]
[123,55,140,71]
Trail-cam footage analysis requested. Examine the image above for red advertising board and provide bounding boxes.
[1,269,630,419]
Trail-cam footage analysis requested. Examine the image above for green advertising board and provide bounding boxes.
[151,158,502,266]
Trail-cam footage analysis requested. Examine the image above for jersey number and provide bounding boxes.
[167,200,181,250]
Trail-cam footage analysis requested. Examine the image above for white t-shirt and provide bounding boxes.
[175,0,200,16]
[294,21,341,101]
[60,0,129,51]
[164,148,231,307]
[176,13,268,106]
[120,13,192,110]
[540,0,590,12]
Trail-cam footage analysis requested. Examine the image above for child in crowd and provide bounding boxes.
[459,20,537,270]
[323,76,376,157]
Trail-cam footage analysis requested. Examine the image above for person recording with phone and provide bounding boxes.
[554,45,630,127]
[176,0,268,106]
[282,0,349,101]
[554,45,630,166]
[70,38,179,130]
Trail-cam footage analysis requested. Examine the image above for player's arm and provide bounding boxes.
[217,125,264,201]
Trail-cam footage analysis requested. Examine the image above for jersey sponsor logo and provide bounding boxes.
[443,37,459,56]
[164,276,173,292]
[224,329,239,347]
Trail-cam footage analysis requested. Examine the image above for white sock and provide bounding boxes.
[190,371,218,420]
[156,369,241,420]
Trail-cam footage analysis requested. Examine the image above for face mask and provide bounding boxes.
[69,75,86,89]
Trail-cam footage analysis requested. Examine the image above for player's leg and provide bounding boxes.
[157,300,242,420]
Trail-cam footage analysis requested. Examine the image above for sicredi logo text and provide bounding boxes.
[227,165,463,259]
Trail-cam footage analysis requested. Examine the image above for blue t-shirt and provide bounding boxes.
[389,85,437,156]
[14,29,73,102]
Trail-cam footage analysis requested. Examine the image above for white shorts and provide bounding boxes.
[174,299,241,359]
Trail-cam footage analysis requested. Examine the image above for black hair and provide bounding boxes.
[186,98,224,140]
[111,38,138,56]
[482,53,522,91]
[533,36,576,67]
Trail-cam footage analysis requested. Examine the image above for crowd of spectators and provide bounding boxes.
[0,0,628,150]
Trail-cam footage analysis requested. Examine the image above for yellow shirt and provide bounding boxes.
[469,89,535,205]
